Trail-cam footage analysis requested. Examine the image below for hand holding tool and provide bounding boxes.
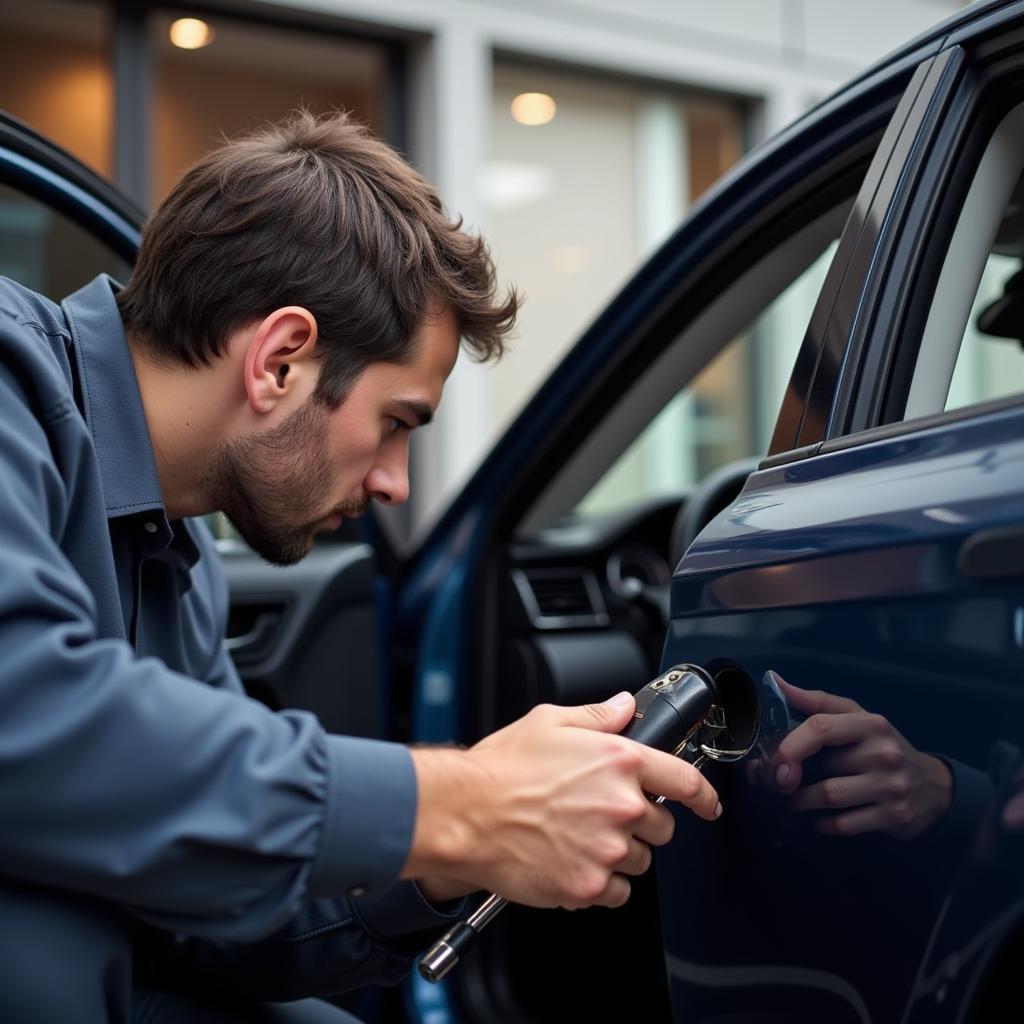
[418,663,758,983]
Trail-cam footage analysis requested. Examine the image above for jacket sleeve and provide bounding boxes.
[144,883,469,999]
[0,360,418,944]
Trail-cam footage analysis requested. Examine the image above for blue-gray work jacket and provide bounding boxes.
[0,274,463,998]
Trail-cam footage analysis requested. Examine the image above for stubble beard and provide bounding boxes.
[208,399,346,566]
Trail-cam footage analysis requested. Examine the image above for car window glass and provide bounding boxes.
[577,240,837,516]
[945,250,1024,412]
[906,102,1024,419]
[0,181,130,298]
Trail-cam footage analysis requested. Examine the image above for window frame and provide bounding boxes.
[764,47,966,463]
[818,19,1024,454]
[906,103,1024,419]
[0,112,141,262]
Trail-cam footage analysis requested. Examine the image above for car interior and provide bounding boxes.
[445,198,865,1022]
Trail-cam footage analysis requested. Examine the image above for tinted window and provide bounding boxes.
[906,102,1024,418]
[0,180,130,298]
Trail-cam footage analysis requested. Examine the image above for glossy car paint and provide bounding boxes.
[660,404,1024,1022]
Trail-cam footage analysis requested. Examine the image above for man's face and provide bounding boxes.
[210,306,459,565]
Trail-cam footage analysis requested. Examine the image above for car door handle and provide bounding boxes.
[224,611,282,656]
[957,525,1024,581]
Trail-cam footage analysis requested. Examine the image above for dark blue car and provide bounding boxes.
[3,1,1024,1021]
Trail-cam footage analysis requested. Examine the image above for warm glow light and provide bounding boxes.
[169,18,215,50]
[510,92,556,126]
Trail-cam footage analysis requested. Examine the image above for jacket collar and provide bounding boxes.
[61,274,166,522]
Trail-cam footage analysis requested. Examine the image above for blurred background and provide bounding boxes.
[0,0,969,535]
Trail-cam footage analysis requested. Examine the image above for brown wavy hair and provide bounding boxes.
[118,109,517,405]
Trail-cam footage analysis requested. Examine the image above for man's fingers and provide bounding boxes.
[614,837,654,877]
[632,801,676,847]
[772,674,861,716]
[1003,790,1024,830]
[541,692,637,733]
[791,773,878,812]
[575,873,632,910]
[638,750,721,821]
[816,746,873,778]
[813,805,889,837]
[772,710,879,769]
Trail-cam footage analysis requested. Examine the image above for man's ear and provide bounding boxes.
[243,306,319,415]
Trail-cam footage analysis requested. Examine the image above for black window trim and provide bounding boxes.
[823,44,967,441]
[766,45,973,471]
[765,57,933,458]
[828,19,1024,453]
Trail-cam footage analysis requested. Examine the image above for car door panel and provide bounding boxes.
[222,544,387,738]
[660,403,1024,1023]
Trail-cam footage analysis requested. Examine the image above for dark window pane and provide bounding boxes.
[0,182,130,300]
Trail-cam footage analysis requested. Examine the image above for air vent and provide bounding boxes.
[512,568,609,629]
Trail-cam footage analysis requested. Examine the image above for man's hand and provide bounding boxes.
[758,676,953,840]
[403,692,721,910]
[1001,765,1024,831]
[1003,789,1024,830]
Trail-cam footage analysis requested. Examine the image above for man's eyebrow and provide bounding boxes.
[396,399,433,427]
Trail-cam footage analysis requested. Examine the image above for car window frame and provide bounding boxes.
[814,17,1024,453]
[906,99,1024,419]
[761,46,963,468]
[0,112,142,262]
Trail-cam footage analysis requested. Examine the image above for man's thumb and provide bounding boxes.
[574,691,636,732]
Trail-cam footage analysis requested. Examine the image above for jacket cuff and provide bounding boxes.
[349,880,469,942]
[309,735,416,898]
[929,754,994,852]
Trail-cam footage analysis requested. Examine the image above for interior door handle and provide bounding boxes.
[224,611,282,655]
[957,525,1024,581]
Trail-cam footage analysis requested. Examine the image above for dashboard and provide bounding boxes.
[496,494,685,723]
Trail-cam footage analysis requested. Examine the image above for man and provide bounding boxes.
[0,110,721,1022]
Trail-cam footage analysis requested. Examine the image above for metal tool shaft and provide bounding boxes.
[418,893,508,982]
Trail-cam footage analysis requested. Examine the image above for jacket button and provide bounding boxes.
[347,884,367,898]
[143,521,158,534]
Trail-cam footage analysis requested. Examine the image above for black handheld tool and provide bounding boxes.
[417,663,758,983]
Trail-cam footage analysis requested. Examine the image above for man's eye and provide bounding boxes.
[387,417,410,435]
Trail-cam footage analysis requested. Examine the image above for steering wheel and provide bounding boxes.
[669,457,760,570]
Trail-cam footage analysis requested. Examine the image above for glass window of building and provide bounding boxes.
[0,1,112,178]
[152,11,391,202]
[484,60,745,441]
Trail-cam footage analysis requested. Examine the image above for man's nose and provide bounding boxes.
[365,448,410,506]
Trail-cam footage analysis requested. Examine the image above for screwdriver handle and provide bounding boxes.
[418,892,508,982]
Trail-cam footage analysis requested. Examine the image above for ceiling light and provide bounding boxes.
[510,92,556,126]
[169,17,215,50]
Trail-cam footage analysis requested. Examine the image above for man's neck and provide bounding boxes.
[128,335,230,521]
